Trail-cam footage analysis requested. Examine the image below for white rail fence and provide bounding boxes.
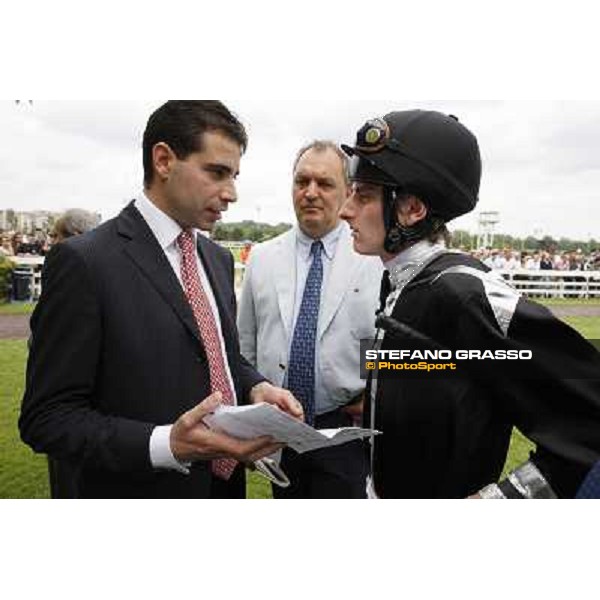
[6,256,600,301]
[233,267,600,299]
[498,270,600,298]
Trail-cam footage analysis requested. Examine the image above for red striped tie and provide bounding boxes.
[177,230,237,480]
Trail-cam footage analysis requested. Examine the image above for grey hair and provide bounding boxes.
[293,140,349,185]
[55,209,100,238]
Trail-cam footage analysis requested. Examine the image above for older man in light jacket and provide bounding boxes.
[238,140,382,498]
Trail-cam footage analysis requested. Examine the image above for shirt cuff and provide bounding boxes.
[149,425,191,475]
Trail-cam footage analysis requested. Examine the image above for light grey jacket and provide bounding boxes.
[237,224,382,408]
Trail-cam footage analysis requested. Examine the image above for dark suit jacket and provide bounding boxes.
[19,202,265,498]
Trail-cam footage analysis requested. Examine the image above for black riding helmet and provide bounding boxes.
[341,110,481,252]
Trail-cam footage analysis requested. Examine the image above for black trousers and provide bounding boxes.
[209,462,246,499]
[272,409,368,499]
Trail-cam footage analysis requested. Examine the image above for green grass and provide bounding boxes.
[246,469,273,499]
[0,302,36,315]
[1,309,598,498]
[501,429,534,478]
[0,340,49,498]
[537,298,600,306]
[562,317,600,339]
[0,338,272,499]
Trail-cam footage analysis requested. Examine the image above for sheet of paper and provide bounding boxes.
[318,428,378,445]
[203,403,380,454]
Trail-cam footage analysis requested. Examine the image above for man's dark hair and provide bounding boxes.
[427,222,451,245]
[143,100,248,186]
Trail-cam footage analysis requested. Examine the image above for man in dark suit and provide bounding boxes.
[19,100,302,499]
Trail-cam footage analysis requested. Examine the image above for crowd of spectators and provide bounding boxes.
[2,222,599,273]
[464,247,600,298]
[470,247,600,271]
[0,230,51,258]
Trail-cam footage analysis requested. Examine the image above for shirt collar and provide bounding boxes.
[295,220,345,261]
[384,239,446,290]
[135,191,197,249]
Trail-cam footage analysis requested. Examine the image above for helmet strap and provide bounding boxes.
[382,187,444,254]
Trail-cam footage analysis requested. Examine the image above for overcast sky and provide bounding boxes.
[2,99,599,241]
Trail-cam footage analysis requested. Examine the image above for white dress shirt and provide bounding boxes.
[135,193,237,473]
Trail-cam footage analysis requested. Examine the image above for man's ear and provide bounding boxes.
[342,179,353,199]
[152,142,175,183]
[396,195,428,226]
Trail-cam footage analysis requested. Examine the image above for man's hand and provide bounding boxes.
[170,392,282,463]
[342,394,364,420]
[249,381,304,421]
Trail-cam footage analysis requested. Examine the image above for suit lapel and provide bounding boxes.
[318,224,355,339]
[273,230,297,340]
[118,203,202,345]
